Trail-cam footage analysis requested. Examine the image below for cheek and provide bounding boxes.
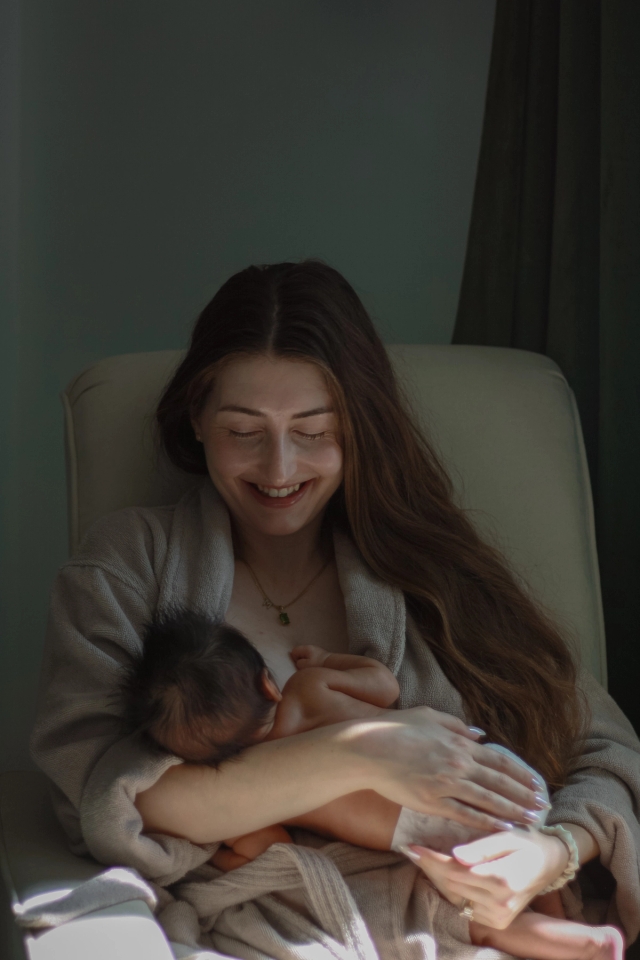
[204,437,254,478]
[306,443,343,480]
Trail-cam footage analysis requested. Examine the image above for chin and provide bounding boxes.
[249,510,319,537]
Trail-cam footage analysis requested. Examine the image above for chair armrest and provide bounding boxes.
[24,899,173,960]
[0,771,101,904]
[0,771,173,960]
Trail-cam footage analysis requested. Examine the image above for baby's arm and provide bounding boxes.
[291,645,400,708]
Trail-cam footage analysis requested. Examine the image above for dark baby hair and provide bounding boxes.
[120,607,275,766]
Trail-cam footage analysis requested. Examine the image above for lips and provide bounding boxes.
[245,479,311,508]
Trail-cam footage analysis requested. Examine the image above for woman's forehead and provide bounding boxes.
[212,355,334,415]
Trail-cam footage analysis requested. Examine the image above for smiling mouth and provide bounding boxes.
[246,480,311,503]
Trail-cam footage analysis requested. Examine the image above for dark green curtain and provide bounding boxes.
[454,1,640,731]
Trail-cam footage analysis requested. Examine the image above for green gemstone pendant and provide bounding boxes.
[279,611,291,626]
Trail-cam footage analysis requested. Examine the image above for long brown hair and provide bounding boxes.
[157,260,584,789]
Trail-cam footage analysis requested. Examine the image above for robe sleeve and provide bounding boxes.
[30,511,218,886]
[547,670,640,940]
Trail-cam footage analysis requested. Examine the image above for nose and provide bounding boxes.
[260,431,298,486]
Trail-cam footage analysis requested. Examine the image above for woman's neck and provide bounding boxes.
[232,513,332,594]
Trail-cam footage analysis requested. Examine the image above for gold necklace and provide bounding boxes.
[243,557,332,626]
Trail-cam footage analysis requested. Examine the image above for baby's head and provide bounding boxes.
[120,607,282,766]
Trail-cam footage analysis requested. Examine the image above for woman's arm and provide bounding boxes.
[137,706,542,844]
[136,720,367,843]
[557,821,599,865]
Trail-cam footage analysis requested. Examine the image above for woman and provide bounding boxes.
[31,262,640,955]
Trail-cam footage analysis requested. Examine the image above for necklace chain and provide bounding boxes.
[243,556,332,626]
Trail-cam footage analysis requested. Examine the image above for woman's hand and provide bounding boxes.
[345,706,543,832]
[405,828,569,929]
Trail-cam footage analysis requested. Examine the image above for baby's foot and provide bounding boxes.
[583,926,624,960]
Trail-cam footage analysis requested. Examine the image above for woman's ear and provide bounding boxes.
[190,415,203,443]
[260,669,283,703]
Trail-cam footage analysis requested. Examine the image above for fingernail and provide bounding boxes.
[523,809,544,824]
[467,726,486,737]
[531,775,545,790]
[493,820,515,831]
[534,794,551,810]
[397,845,422,862]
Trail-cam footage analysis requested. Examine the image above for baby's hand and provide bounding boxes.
[290,645,329,669]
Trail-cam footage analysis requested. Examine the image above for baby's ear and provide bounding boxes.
[260,668,282,703]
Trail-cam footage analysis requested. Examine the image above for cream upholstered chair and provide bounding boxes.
[0,345,607,959]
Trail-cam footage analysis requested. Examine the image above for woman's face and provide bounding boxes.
[193,355,343,537]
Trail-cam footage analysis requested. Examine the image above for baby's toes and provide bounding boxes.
[599,927,624,960]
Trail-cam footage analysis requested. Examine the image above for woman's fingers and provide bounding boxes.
[471,741,544,792]
[407,846,509,906]
[409,845,509,896]
[452,830,526,865]
[426,797,520,834]
[357,706,541,825]
[428,709,486,741]
[407,833,565,932]
[408,845,522,929]
[466,756,545,813]
[432,771,540,828]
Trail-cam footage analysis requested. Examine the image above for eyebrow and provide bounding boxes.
[217,405,334,419]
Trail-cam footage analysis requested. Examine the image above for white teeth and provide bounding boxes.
[257,483,301,498]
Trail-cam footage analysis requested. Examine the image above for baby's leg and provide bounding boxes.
[470,910,624,960]
[211,825,292,871]
[287,791,481,852]
[286,790,401,849]
[231,824,293,860]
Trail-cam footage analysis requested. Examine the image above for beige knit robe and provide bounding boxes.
[30,481,640,958]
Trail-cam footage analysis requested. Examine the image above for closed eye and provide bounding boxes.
[229,429,327,440]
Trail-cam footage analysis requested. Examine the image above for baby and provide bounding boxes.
[120,607,623,960]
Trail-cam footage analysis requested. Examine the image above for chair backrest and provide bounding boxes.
[62,345,606,685]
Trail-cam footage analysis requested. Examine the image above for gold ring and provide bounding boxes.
[459,899,475,921]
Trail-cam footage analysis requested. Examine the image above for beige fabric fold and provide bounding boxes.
[157,840,488,960]
[30,479,640,952]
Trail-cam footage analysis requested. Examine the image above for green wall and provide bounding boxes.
[0,0,495,769]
